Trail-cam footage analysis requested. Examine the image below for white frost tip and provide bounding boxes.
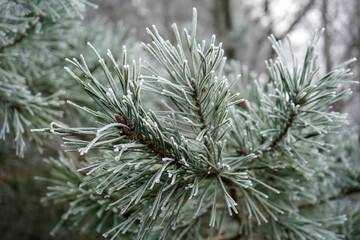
[30,128,47,132]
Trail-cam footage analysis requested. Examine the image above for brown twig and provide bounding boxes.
[191,79,213,164]
[236,111,296,159]
[115,114,185,168]
[268,112,296,150]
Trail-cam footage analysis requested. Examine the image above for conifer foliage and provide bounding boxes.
[2,2,359,240]
[0,0,92,156]
[0,0,133,157]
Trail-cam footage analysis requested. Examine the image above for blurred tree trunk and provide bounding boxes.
[264,0,275,60]
[213,0,235,59]
[162,0,175,43]
[322,0,332,73]
[355,1,360,75]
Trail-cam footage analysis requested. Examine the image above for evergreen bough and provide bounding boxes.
[0,0,137,157]
[0,0,92,156]
[25,7,360,240]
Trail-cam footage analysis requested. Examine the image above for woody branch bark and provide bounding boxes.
[115,114,184,167]
[191,79,213,164]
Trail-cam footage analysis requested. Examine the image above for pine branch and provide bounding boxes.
[114,114,184,168]
[236,111,296,160]
[39,8,358,239]
[268,112,296,150]
[190,79,213,163]
[0,10,44,53]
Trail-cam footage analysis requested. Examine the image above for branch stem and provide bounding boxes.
[268,112,296,150]
[237,111,296,160]
[115,114,184,167]
[191,79,213,163]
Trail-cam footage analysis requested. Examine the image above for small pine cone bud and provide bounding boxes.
[129,131,137,140]
[115,114,127,125]
[237,100,250,112]
[236,149,247,156]
[201,85,207,93]
[7,103,24,113]
[190,79,196,89]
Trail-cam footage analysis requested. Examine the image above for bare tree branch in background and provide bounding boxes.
[214,0,235,58]
[250,0,316,71]
[356,2,360,68]
[345,1,360,81]
[264,0,276,60]
[322,0,332,73]
[276,0,316,40]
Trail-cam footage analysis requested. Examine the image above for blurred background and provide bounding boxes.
[1,0,359,239]
[88,0,359,126]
